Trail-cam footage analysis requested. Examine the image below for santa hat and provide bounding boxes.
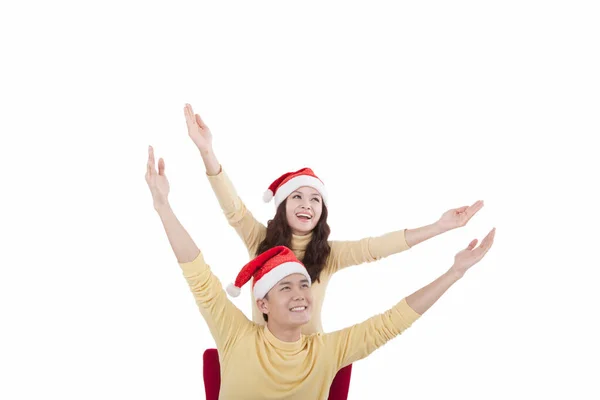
[262,168,328,208]
[226,246,311,299]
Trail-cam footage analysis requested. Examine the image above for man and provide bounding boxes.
[146,146,496,399]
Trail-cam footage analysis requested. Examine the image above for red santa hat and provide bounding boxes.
[262,168,328,208]
[226,246,311,299]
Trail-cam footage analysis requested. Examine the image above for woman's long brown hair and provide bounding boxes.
[256,199,331,283]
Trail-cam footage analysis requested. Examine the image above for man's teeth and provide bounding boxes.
[290,306,307,311]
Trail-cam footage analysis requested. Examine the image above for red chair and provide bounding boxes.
[329,363,352,400]
[203,349,221,400]
[203,348,352,400]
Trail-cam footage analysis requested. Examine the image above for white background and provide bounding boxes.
[1,1,599,399]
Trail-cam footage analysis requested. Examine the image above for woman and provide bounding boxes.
[144,144,495,400]
[183,103,484,335]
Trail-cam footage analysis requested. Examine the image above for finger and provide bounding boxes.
[466,238,478,250]
[146,152,151,175]
[461,201,484,225]
[485,227,496,243]
[195,113,206,128]
[187,103,195,121]
[158,158,165,176]
[479,228,496,251]
[482,227,496,244]
[469,200,484,215]
[147,145,157,175]
[455,206,469,213]
[148,145,155,164]
[184,104,196,126]
[184,104,193,125]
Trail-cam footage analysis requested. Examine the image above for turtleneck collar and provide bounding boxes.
[290,231,313,253]
[263,325,305,351]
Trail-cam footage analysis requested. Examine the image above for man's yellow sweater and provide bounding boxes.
[207,168,412,333]
[180,252,421,400]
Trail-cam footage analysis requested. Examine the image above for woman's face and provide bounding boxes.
[285,186,323,235]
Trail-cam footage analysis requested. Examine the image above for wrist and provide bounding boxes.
[199,145,214,157]
[154,201,172,215]
[446,265,464,282]
[432,221,451,235]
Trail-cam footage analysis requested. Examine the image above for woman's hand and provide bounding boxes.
[184,103,213,153]
[436,200,484,231]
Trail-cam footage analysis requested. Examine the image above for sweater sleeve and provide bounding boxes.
[326,229,411,274]
[324,298,421,368]
[207,168,267,256]
[179,252,253,353]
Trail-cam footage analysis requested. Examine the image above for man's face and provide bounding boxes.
[257,273,312,327]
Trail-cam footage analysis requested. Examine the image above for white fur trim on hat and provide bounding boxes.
[273,176,328,208]
[226,283,241,297]
[252,262,311,299]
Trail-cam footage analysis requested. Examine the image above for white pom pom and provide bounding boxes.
[226,283,241,297]
[263,190,273,203]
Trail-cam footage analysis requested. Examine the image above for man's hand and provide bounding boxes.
[449,228,496,278]
[145,145,170,211]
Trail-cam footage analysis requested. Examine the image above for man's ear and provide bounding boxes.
[257,297,269,314]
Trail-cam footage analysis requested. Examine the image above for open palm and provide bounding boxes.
[451,228,496,278]
[184,103,212,152]
[438,200,484,231]
[145,146,170,210]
